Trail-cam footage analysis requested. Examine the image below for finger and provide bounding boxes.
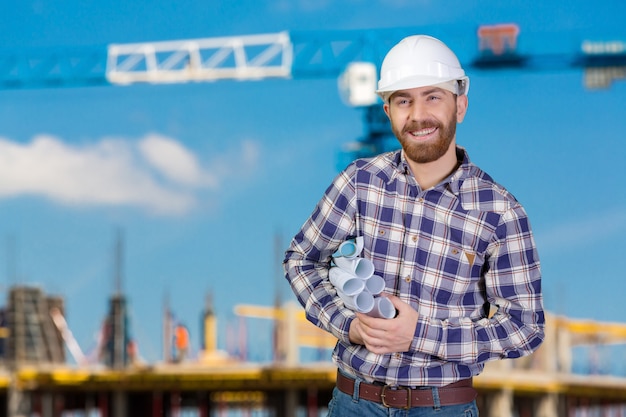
[356,315,390,338]
[386,295,408,311]
[354,313,377,332]
[365,341,393,355]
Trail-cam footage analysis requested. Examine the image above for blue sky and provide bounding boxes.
[0,1,625,364]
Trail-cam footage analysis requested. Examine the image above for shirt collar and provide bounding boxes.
[392,146,472,195]
[446,146,472,195]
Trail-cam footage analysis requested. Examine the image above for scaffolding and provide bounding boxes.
[5,287,64,366]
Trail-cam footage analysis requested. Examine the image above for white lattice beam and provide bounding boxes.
[106,32,293,84]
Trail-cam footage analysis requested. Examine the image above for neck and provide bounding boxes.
[406,142,458,190]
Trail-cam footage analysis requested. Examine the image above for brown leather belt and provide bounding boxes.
[336,371,477,409]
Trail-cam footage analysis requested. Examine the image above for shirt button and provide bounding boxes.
[394,353,401,359]
[405,276,411,283]
[411,235,417,242]
[378,230,385,236]
[418,197,424,203]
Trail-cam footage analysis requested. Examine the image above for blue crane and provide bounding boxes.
[1,25,624,157]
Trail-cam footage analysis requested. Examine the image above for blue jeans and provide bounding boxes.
[327,386,479,417]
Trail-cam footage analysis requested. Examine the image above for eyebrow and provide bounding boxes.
[391,87,448,100]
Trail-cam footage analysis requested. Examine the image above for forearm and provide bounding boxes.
[411,301,544,364]
[284,251,355,342]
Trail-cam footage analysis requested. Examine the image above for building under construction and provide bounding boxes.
[0,283,626,417]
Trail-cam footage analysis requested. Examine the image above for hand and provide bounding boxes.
[348,295,418,354]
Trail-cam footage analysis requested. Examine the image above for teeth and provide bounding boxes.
[410,127,437,137]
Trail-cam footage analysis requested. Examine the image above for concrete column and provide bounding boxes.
[284,302,299,366]
[485,388,513,417]
[41,393,54,417]
[85,394,96,417]
[284,388,298,417]
[112,390,127,417]
[8,379,30,417]
[535,392,559,417]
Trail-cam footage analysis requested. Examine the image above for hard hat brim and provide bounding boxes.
[376,75,469,100]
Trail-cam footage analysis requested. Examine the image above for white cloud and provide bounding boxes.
[0,134,260,215]
[138,134,217,187]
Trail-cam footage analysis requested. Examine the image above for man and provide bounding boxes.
[284,35,544,416]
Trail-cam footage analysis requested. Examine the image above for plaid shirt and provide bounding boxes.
[284,147,545,387]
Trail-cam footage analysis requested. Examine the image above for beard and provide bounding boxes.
[392,113,457,164]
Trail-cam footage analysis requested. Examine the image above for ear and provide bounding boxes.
[456,94,468,123]
[383,103,391,119]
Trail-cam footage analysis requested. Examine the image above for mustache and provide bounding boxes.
[403,119,441,133]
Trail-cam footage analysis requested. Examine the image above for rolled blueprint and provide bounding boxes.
[364,274,385,296]
[333,256,374,280]
[329,267,366,296]
[333,236,365,259]
[337,289,375,314]
[329,237,393,319]
[369,297,396,319]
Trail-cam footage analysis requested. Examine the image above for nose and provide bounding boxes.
[408,101,427,121]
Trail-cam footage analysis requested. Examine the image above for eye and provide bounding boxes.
[394,98,410,106]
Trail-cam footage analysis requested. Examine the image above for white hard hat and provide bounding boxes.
[376,35,469,102]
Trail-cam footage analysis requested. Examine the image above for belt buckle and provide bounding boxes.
[381,385,412,410]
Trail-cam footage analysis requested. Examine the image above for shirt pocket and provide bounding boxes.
[420,241,477,306]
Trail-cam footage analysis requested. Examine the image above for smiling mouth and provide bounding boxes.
[409,126,437,138]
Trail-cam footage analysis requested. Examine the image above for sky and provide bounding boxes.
[0,1,625,366]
